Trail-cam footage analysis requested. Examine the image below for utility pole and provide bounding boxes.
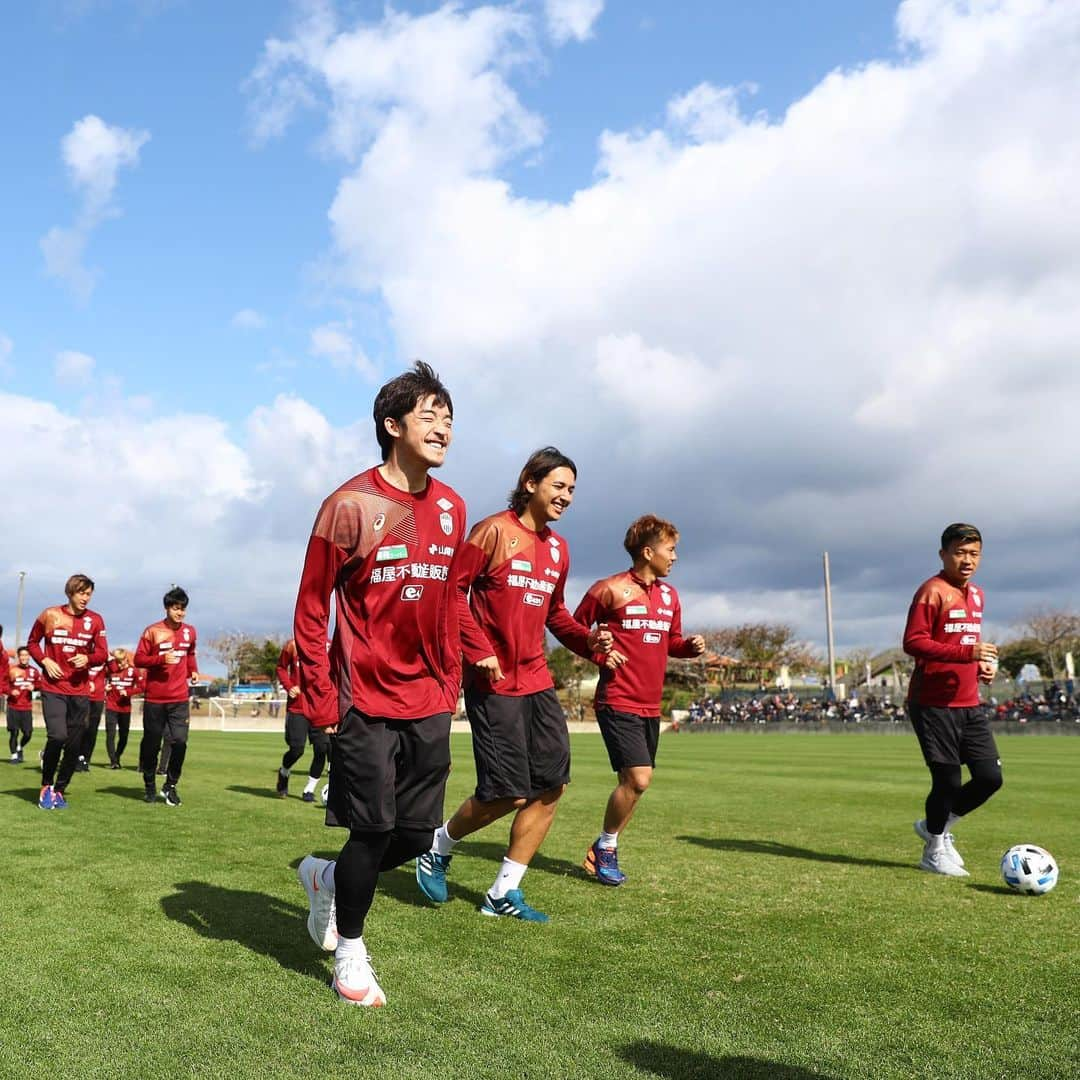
[15,571,26,648]
[823,552,836,699]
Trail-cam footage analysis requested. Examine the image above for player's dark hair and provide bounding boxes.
[373,361,453,462]
[508,447,577,516]
[64,573,94,598]
[940,523,982,549]
[624,514,680,560]
[163,586,189,609]
[17,645,29,656]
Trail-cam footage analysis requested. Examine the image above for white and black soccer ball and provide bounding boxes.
[1001,844,1058,895]
[320,783,330,806]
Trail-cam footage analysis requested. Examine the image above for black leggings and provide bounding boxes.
[925,758,1003,834]
[105,709,131,763]
[334,827,434,938]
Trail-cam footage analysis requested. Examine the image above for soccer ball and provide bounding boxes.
[320,783,330,806]
[1000,844,1059,895]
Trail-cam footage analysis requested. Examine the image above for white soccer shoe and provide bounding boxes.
[914,819,965,867]
[919,841,970,877]
[298,855,338,951]
[332,952,386,1008]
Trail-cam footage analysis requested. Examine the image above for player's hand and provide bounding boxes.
[70,654,88,669]
[165,651,183,665]
[689,635,706,656]
[475,655,505,683]
[603,649,628,670]
[42,659,63,680]
[977,660,997,683]
[972,642,998,661]
[288,686,300,699]
[587,626,613,654]
[189,673,200,685]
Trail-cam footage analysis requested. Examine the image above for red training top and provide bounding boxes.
[135,620,198,704]
[7,663,40,710]
[293,466,466,728]
[106,664,144,713]
[277,638,305,717]
[88,661,108,703]
[456,509,592,696]
[574,571,698,717]
[903,573,984,708]
[27,606,109,696]
[0,639,7,697]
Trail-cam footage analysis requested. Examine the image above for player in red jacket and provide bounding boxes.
[292,362,464,1007]
[274,637,329,801]
[7,645,40,764]
[104,648,143,769]
[77,652,109,771]
[573,515,704,886]
[27,574,108,809]
[902,522,1000,877]
[415,448,614,921]
[134,586,200,807]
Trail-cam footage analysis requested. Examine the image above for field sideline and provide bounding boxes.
[1,733,1076,1080]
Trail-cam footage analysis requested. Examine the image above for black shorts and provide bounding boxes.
[284,711,309,749]
[6,707,32,735]
[41,692,89,742]
[466,688,570,802]
[327,709,451,833]
[908,703,999,766]
[597,706,660,771]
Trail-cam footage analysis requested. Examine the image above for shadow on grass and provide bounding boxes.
[677,836,916,872]
[161,880,328,981]
[621,1042,837,1079]
[226,785,283,801]
[0,786,42,804]
[98,785,152,801]
[968,883,1016,896]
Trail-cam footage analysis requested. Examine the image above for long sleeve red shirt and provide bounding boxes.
[7,664,40,710]
[105,664,143,713]
[903,573,984,708]
[574,571,698,717]
[88,661,108,703]
[134,620,198,704]
[27,606,108,696]
[293,466,466,728]
[0,640,8,697]
[456,509,592,696]
[276,638,305,717]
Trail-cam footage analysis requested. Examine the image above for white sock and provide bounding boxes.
[599,830,619,850]
[303,776,318,795]
[279,766,291,778]
[321,860,336,891]
[945,812,961,832]
[926,834,946,852]
[489,857,527,899]
[336,935,366,960]
[432,822,460,856]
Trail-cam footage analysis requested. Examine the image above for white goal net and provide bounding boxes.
[207,696,290,732]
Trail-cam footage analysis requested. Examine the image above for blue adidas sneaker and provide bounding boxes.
[479,889,549,923]
[38,785,55,810]
[51,789,69,810]
[416,850,453,904]
[583,840,626,886]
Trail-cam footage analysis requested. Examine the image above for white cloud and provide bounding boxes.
[54,349,96,385]
[309,322,377,377]
[41,115,149,301]
[0,335,12,378]
[231,308,268,330]
[236,0,1080,648]
[544,0,604,44]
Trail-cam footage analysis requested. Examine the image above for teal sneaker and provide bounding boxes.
[479,889,549,923]
[416,850,453,904]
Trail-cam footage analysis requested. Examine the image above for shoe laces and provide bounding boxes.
[596,845,619,869]
[429,852,452,871]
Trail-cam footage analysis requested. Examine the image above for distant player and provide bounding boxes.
[903,523,1001,877]
[293,362,464,1007]
[8,646,40,764]
[416,448,614,921]
[135,586,200,807]
[27,574,109,809]
[104,648,143,769]
[77,654,108,771]
[274,637,330,802]
[574,516,705,885]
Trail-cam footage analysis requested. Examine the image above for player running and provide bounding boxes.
[903,523,1001,877]
[135,587,200,807]
[7,646,40,764]
[574,515,704,885]
[104,648,143,769]
[27,574,109,809]
[274,637,330,802]
[77,655,108,771]
[416,447,614,921]
[293,361,464,1008]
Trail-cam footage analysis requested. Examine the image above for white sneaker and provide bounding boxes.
[332,952,386,1007]
[297,855,338,951]
[9,753,17,763]
[914,819,965,867]
[919,841,970,877]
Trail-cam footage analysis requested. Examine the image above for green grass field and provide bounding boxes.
[1,732,1076,1080]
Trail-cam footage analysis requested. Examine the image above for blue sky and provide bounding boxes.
[2,0,1078,665]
